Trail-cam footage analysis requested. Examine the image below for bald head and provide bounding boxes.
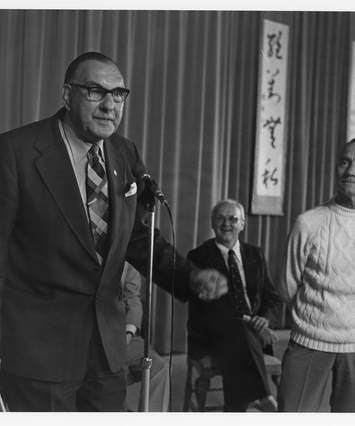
[64,52,122,84]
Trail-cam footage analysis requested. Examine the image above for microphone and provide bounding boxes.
[140,173,167,204]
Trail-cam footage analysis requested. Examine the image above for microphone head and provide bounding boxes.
[139,173,166,204]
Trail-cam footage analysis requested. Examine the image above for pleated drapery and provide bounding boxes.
[0,10,351,353]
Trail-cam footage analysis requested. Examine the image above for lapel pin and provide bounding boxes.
[113,170,118,176]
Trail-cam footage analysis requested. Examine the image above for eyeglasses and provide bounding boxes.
[214,215,242,225]
[68,83,130,103]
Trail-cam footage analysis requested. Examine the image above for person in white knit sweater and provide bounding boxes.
[277,139,355,412]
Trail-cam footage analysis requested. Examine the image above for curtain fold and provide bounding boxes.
[0,9,351,352]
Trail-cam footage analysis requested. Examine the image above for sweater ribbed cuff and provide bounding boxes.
[291,331,355,353]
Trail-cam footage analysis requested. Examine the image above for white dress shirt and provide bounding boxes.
[215,239,252,310]
[58,119,105,220]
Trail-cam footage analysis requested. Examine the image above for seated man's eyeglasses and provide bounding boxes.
[215,215,241,225]
[68,82,130,103]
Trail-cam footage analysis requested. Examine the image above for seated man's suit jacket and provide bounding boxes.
[0,108,192,382]
[122,262,143,331]
[187,238,280,361]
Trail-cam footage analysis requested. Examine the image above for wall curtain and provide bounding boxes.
[0,9,351,353]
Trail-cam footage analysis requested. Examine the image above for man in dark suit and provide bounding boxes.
[0,51,227,411]
[187,199,281,411]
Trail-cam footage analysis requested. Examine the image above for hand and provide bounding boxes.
[126,332,133,344]
[243,315,277,345]
[249,315,269,332]
[190,269,228,301]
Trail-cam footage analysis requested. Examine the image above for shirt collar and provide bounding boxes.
[59,119,104,164]
[215,239,241,259]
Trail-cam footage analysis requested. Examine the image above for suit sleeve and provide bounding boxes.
[0,135,19,321]
[126,228,194,302]
[122,263,143,330]
[187,249,204,269]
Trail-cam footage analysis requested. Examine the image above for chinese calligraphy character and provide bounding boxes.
[266,69,281,103]
[261,159,279,188]
[263,116,281,148]
[267,31,283,59]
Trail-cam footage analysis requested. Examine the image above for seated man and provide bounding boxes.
[187,199,281,412]
[123,262,169,412]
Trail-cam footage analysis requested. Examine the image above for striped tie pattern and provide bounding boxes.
[86,144,109,264]
[228,249,251,317]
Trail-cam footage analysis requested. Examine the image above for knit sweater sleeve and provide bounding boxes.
[278,214,313,304]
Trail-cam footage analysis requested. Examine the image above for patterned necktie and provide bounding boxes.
[86,144,109,264]
[228,249,251,317]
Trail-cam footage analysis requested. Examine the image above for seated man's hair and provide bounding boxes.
[211,199,245,221]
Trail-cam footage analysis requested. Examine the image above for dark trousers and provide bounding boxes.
[0,322,126,412]
[190,318,271,412]
[220,323,270,411]
[279,340,355,412]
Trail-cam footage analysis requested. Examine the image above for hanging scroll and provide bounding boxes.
[347,42,355,141]
[251,19,289,215]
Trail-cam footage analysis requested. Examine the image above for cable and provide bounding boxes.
[162,201,176,412]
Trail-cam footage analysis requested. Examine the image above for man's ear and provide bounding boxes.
[62,84,71,111]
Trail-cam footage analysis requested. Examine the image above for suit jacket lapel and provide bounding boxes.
[102,136,133,274]
[34,114,97,262]
[240,243,257,310]
[207,240,229,277]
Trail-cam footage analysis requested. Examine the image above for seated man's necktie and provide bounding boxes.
[227,249,251,317]
[86,144,109,264]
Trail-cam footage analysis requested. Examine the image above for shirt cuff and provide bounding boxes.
[126,324,137,335]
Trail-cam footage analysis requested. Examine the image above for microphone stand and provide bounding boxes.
[139,193,155,412]
[0,393,6,412]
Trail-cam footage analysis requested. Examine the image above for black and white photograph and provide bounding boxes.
[0,2,355,422]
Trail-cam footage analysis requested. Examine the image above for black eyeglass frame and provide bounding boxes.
[67,82,130,102]
[214,215,242,224]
